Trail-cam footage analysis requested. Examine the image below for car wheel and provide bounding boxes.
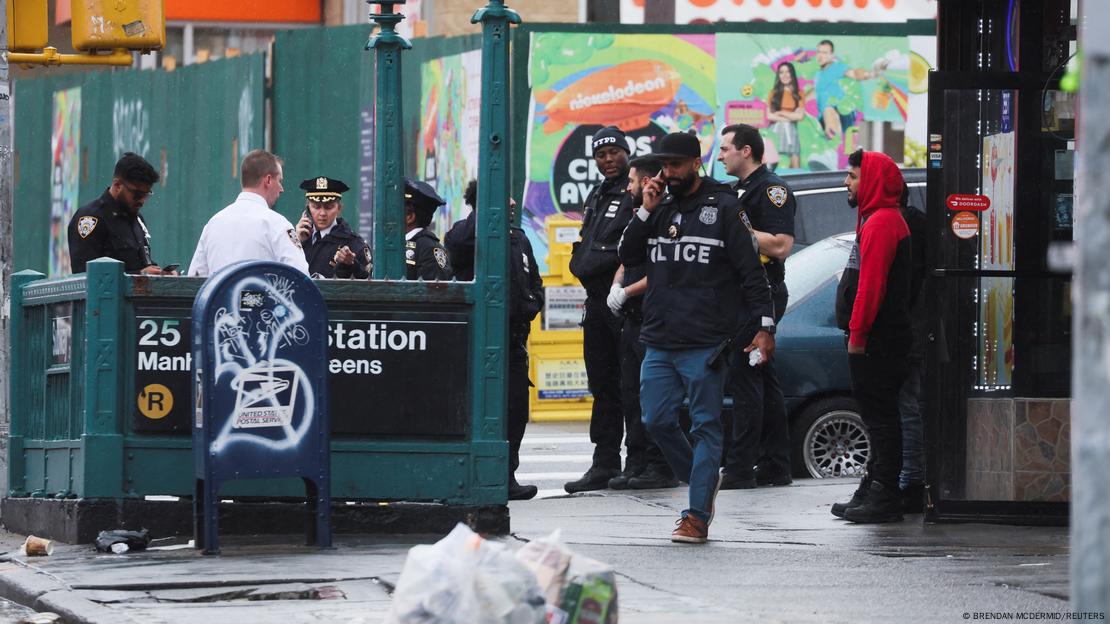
[791,397,870,479]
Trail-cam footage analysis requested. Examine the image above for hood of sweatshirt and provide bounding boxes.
[855,151,905,231]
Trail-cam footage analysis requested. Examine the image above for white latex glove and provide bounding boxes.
[606,284,628,316]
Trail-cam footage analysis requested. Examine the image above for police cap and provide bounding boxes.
[653,131,702,160]
[300,176,350,203]
[404,177,447,220]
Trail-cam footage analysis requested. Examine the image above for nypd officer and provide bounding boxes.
[445,180,545,500]
[68,152,173,275]
[619,131,775,544]
[565,125,636,493]
[403,177,452,280]
[717,124,796,489]
[295,176,372,279]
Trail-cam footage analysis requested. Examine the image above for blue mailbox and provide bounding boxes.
[192,261,331,555]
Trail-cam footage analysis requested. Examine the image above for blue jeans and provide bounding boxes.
[640,345,727,523]
[898,356,925,488]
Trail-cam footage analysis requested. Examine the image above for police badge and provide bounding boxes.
[433,247,448,269]
[699,206,718,225]
[767,185,789,208]
[287,228,302,248]
[77,216,98,239]
[668,224,679,240]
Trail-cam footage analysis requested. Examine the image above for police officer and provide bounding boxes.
[445,180,545,499]
[295,176,372,279]
[68,152,173,275]
[565,126,636,493]
[716,124,796,489]
[403,177,452,281]
[606,156,679,491]
[619,131,775,543]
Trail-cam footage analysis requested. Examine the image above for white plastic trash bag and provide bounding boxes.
[386,523,546,624]
[515,530,618,624]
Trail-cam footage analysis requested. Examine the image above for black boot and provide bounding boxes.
[755,464,793,487]
[843,481,904,524]
[831,478,871,518]
[901,482,926,514]
[608,460,646,490]
[719,472,757,490]
[509,475,538,501]
[564,466,620,494]
[628,463,680,489]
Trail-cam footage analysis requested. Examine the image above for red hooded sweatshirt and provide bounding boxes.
[835,152,912,351]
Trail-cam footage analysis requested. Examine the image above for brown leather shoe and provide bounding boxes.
[670,514,708,544]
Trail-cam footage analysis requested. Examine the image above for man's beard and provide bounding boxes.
[667,172,698,196]
[846,193,858,208]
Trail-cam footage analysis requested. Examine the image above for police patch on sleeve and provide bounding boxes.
[77,216,98,239]
[699,205,718,225]
[433,247,448,269]
[287,228,302,249]
[767,185,789,208]
[363,248,372,265]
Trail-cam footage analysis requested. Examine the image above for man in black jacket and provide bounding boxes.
[564,126,636,493]
[445,180,545,500]
[68,152,172,275]
[295,176,371,279]
[619,132,776,543]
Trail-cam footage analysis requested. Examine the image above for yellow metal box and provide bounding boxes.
[6,0,48,53]
[71,0,165,52]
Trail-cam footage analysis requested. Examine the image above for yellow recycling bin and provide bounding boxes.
[528,217,592,422]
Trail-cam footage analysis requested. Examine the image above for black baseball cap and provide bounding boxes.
[653,131,701,160]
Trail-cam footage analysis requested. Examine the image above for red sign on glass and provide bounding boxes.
[946,194,991,211]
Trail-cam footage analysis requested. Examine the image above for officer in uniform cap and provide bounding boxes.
[296,176,372,279]
[716,124,797,490]
[404,177,453,281]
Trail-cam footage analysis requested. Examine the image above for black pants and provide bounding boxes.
[724,282,791,478]
[848,344,908,491]
[582,296,624,470]
[620,314,668,472]
[508,323,531,475]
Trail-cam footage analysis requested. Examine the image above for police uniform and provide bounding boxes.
[722,163,797,486]
[187,191,309,277]
[68,189,157,274]
[567,126,635,484]
[298,176,372,279]
[404,177,453,281]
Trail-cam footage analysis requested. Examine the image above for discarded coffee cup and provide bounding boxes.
[23,535,54,557]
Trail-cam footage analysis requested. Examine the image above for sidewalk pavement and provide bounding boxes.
[0,478,1070,623]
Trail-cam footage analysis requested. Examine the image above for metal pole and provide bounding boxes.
[367,1,411,280]
[470,0,518,503]
[1072,0,1110,612]
[0,0,14,480]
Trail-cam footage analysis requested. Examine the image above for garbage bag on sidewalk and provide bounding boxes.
[94,529,151,554]
[515,531,618,624]
[386,523,546,624]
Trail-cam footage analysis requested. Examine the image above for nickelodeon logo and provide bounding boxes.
[537,60,681,133]
[568,76,670,112]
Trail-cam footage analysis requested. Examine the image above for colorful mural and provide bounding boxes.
[50,88,81,277]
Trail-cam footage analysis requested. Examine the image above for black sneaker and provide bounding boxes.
[608,461,646,490]
[756,473,793,487]
[564,466,620,494]
[628,464,680,489]
[843,481,905,524]
[831,478,871,518]
[901,482,926,514]
[719,473,757,490]
[508,476,538,501]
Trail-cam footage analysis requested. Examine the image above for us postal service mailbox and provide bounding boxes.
[192,261,332,554]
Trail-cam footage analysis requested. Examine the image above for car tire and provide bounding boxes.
[790,397,870,479]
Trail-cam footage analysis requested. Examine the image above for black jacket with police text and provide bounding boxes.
[303,217,371,279]
[569,174,633,298]
[619,177,774,349]
[67,189,156,274]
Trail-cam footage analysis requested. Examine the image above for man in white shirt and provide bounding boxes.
[188,149,310,277]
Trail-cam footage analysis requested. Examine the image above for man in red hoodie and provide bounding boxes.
[831,149,913,524]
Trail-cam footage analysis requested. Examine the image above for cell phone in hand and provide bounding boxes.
[161,263,180,273]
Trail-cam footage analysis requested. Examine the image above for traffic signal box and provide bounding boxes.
[71,0,165,52]
[527,217,592,422]
[6,0,48,52]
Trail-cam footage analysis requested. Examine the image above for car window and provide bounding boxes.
[784,233,854,312]
[794,189,855,249]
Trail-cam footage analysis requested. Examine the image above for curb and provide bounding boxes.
[0,559,126,623]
